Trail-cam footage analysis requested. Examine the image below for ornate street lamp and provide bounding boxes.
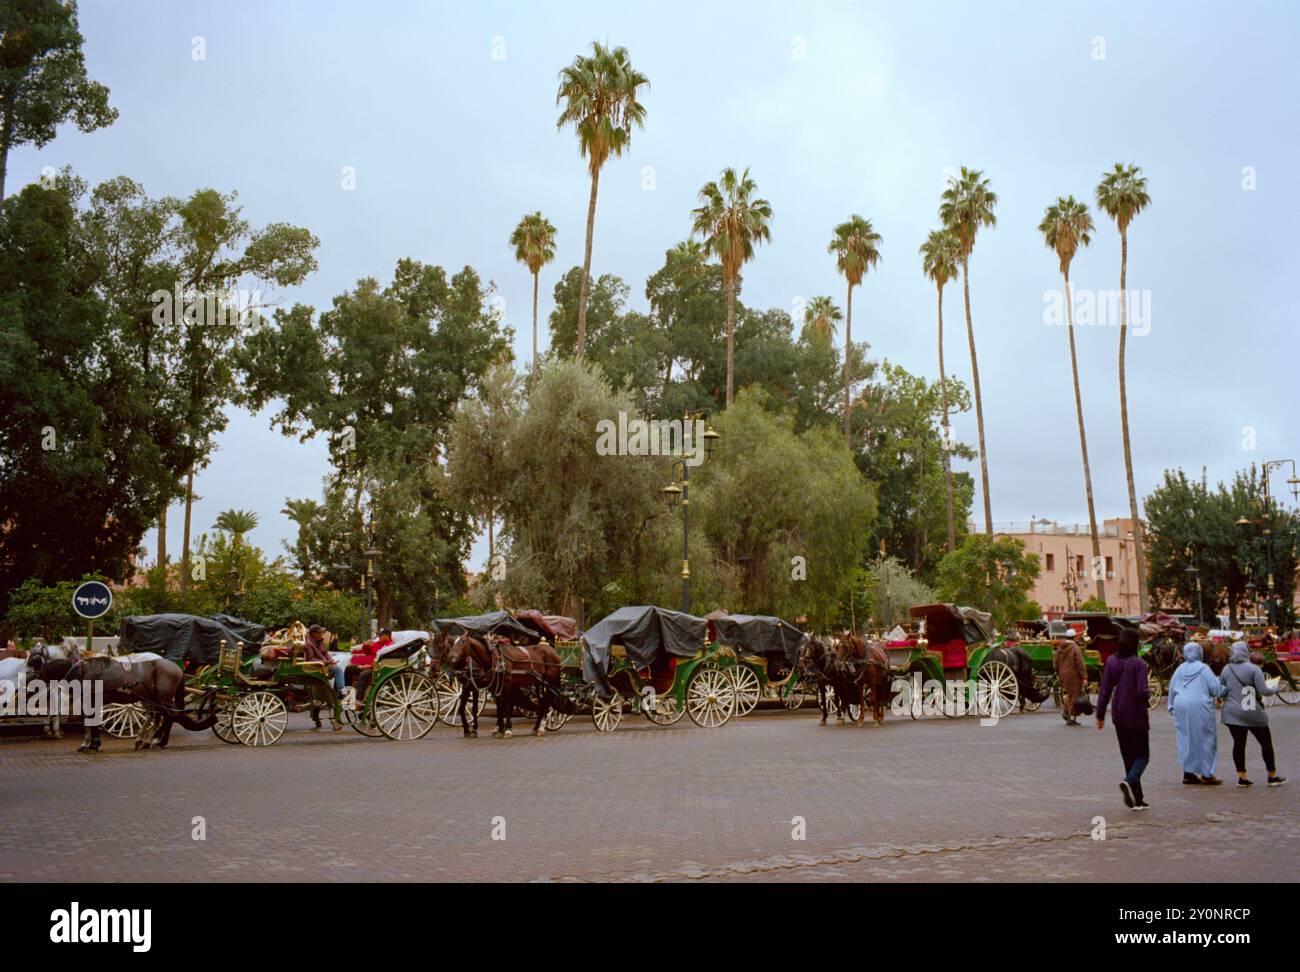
[660,413,721,613]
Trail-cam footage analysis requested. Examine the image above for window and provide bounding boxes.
[1076,555,1085,573]
[1045,553,1055,571]
[1105,556,1114,577]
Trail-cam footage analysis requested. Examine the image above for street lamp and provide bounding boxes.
[1184,563,1204,627]
[660,413,720,613]
[364,545,381,639]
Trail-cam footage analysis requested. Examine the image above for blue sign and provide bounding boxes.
[71,581,113,620]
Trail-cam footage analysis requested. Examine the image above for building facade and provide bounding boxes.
[999,518,1143,617]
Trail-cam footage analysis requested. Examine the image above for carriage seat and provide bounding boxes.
[929,638,969,672]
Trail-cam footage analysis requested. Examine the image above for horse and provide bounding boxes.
[982,644,1050,712]
[828,633,891,726]
[442,632,573,738]
[798,635,844,725]
[21,641,86,739]
[1201,641,1230,676]
[28,646,215,752]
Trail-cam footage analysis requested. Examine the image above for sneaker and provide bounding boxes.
[1182,774,1201,785]
[1133,802,1150,812]
[1119,781,1135,808]
[1268,776,1287,787]
[1200,776,1223,786]
[1236,778,1253,787]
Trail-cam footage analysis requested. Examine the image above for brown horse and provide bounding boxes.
[799,635,849,725]
[831,633,891,726]
[442,632,572,738]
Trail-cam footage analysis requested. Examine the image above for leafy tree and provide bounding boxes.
[555,42,648,358]
[939,166,997,535]
[0,0,117,201]
[935,533,1040,628]
[509,211,556,375]
[1078,596,1109,612]
[828,215,882,447]
[862,556,936,629]
[691,166,772,408]
[1096,162,1153,611]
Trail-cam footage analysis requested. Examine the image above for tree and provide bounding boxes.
[646,241,727,412]
[1096,162,1152,612]
[0,0,116,202]
[862,557,936,629]
[939,167,997,535]
[802,295,842,341]
[828,215,882,448]
[555,42,648,359]
[691,166,772,409]
[935,534,1041,628]
[919,228,962,552]
[1039,195,1105,603]
[213,509,259,543]
[509,211,556,375]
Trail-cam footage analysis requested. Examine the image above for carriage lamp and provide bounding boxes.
[702,426,721,458]
[365,547,381,560]
[660,482,682,509]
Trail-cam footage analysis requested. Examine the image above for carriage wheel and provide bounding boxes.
[728,665,762,717]
[592,694,623,732]
[232,691,288,747]
[782,684,807,709]
[100,702,150,739]
[1276,681,1300,705]
[975,660,1019,718]
[543,706,574,731]
[374,671,439,740]
[435,674,490,725]
[642,689,687,726]
[211,699,240,744]
[1147,672,1163,710]
[343,702,383,737]
[686,666,735,728]
[1023,676,1051,713]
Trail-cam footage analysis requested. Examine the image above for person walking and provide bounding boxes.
[1168,642,1226,784]
[1096,627,1151,810]
[1220,641,1286,788]
[1053,636,1088,726]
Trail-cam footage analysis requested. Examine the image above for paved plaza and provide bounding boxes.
[2,703,1296,883]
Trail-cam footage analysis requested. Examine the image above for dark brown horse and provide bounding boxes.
[442,633,572,738]
[831,633,891,725]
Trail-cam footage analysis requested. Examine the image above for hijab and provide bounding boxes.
[1170,641,1209,696]
[1228,641,1250,664]
[1117,628,1140,658]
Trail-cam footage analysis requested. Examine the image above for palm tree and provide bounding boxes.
[691,166,773,408]
[802,295,842,341]
[555,42,649,359]
[919,228,961,552]
[509,212,557,376]
[1039,196,1105,604]
[827,216,883,449]
[214,509,259,546]
[939,167,998,535]
[1096,162,1152,612]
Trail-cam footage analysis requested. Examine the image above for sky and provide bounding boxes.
[13,0,1299,572]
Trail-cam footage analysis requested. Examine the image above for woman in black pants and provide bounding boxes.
[1220,642,1286,787]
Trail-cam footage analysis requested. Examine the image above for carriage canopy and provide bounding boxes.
[711,613,804,665]
[581,605,707,698]
[513,610,578,642]
[119,613,265,666]
[909,604,995,646]
[433,611,536,643]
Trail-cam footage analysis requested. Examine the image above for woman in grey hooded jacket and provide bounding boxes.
[1220,641,1286,787]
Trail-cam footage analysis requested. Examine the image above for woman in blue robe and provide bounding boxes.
[1167,642,1227,784]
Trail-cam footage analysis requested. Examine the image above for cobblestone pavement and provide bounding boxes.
[2,703,1295,882]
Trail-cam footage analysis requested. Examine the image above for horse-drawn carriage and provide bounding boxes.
[1060,611,1164,709]
[708,613,810,715]
[573,605,737,731]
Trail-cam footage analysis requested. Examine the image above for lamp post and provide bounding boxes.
[1184,562,1203,627]
[364,545,381,639]
[660,413,721,613]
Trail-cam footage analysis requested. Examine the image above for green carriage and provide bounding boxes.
[572,605,736,731]
[708,613,811,715]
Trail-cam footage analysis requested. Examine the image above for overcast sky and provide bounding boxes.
[15,0,1299,571]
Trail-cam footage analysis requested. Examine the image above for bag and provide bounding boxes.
[1073,694,1095,717]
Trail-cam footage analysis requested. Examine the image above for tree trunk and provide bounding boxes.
[1117,228,1148,612]
[531,270,540,376]
[0,91,13,204]
[962,256,993,535]
[1064,272,1105,604]
[843,281,854,448]
[180,462,195,593]
[576,167,601,359]
[157,500,168,570]
[937,285,956,552]
[725,274,736,408]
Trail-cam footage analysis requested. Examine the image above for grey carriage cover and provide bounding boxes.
[712,614,804,665]
[432,611,536,643]
[581,605,707,699]
[209,613,268,647]
[118,614,260,666]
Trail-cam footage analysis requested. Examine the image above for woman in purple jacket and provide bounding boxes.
[1096,628,1151,810]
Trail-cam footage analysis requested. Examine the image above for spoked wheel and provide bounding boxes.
[592,693,623,732]
[211,699,240,744]
[1023,676,1052,713]
[1147,672,1163,710]
[543,704,574,731]
[374,671,439,740]
[342,702,383,737]
[642,689,687,726]
[728,665,762,717]
[100,702,150,739]
[976,660,1019,718]
[686,665,735,728]
[782,684,807,710]
[1276,679,1300,705]
[232,691,288,747]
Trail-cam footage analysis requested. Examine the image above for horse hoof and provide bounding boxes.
[503,729,513,738]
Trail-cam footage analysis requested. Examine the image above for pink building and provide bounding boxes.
[998,518,1143,617]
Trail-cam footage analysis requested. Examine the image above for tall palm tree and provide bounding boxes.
[919,228,961,552]
[214,509,259,547]
[691,166,773,408]
[827,216,883,448]
[939,167,998,535]
[555,42,649,359]
[803,295,842,341]
[509,212,557,376]
[1039,196,1105,604]
[1096,162,1152,612]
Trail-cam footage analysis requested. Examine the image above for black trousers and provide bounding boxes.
[1227,724,1275,774]
[1114,725,1150,802]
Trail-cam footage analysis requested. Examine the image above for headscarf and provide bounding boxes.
[1229,641,1250,664]
[1182,642,1202,662]
[1169,641,1210,701]
[1117,628,1140,658]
